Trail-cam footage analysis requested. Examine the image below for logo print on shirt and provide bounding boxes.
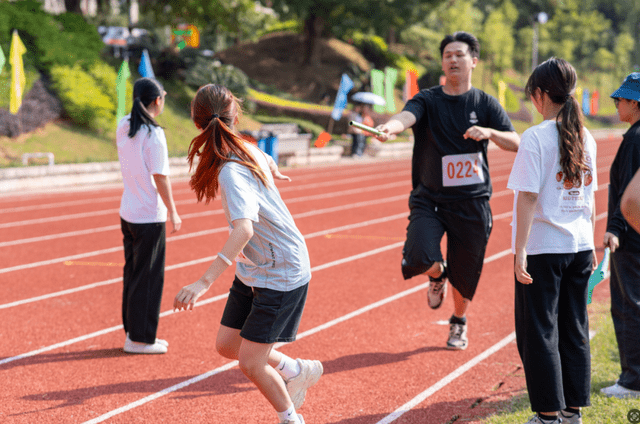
[469,111,478,124]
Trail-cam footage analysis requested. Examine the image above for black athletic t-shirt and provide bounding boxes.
[403,86,515,202]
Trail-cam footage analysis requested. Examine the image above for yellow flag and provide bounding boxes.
[10,30,27,115]
[498,80,507,109]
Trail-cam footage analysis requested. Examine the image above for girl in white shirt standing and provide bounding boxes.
[507,58,597,424]
[173,84,322,424]
[117,77,182,354]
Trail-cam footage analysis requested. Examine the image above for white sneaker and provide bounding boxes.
[446,322,468,350]
[126,333,168,347]
[279,414,305,424]
[600,382,640,398]
[124,335,167,354]
[286,359,323,409]
[427,263,447,309]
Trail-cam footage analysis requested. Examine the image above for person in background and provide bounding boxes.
[374,31,519,351]
[173,84,322,424]
[508,57,597,424]
[349,102,374,157]
[601,72,640,400]
[117,77,182,354]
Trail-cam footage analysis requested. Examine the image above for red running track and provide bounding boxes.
[0,134,620,424]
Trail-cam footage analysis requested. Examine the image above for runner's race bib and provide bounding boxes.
[442,152,484,187]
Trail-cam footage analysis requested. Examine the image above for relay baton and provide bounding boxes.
[349,121,385,137]
[587,247,610,304]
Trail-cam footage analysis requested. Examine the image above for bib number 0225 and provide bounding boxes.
[442,152,485,187]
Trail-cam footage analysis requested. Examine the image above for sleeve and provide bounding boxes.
[485,93,515,132]
[219,163,260,223]
[144,127,170,176]
[402,90,427,124]
[507,129,541,193]
[607,142,640,236]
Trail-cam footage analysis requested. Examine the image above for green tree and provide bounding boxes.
[480,0,517,72]
[260,0,446,66]
[613,32,635,79]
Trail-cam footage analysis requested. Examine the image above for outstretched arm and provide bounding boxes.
[622,168,640,234]
[173,218,254,311]
[464,127,520,152]
[374,111,417,142]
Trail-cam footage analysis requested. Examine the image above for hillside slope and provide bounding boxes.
[215,32,371,103]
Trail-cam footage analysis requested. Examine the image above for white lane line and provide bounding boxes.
[0,192,408,248]
[81,282,432,424]
[0,190,409,273]
[375,332,517,424]
[0,241,414,366]
[79,246,514,423]
[0,213,408,310]
[0,172,409,229]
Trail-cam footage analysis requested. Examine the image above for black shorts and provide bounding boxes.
[220,276,308,344]
[401,193,492,300]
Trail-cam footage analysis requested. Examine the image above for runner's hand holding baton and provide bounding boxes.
[349,121,385,137]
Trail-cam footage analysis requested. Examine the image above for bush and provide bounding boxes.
[0,1,103,72]
[347,31,393,69]
[185,58,249,97]
[50,63,132,132]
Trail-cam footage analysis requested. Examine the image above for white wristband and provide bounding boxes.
[217,252,232,266]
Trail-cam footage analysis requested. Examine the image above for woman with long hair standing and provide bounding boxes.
[173,84,322,424]
[117,77,181,354]
[507,58,598,424]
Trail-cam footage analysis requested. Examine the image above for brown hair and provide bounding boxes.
[187,84,269,204]
[525,57,589,185]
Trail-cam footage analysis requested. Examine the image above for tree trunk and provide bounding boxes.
[64,0,83,13]
[302,14,324,67]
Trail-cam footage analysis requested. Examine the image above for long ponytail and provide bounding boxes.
[525,57,589,185]
[187,84,269,204]
[128,78,164,138]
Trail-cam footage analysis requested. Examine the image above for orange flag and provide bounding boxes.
[404,69,419,102]
[314,131,331,148]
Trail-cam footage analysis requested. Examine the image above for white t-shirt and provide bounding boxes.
[218,142,311,291]
[507,120,597,255]
[117,115,170,223]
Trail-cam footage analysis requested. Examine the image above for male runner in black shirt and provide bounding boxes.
[376,31,520,350]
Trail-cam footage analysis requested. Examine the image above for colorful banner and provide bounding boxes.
[591,90,599,115]
[582,88,590,116]
[330,73,354,121]
[403,69,419,102]
[138,49,155,79]
[498,80,507,109]
[371,69,385,114]
[116,59,131,124]
[384,67,397,114]
[10,30,27,115]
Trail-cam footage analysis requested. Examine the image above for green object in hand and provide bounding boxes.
[587,247,610,304]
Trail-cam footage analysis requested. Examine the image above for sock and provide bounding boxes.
[450,314,467,325]
[276,405,300,423]
[275,354,301,381]
[538,413,558,422]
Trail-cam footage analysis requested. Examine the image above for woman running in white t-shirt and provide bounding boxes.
[173,84,322,424]
[507,58,597,424]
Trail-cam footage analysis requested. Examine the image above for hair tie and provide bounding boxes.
[211,114,219,119]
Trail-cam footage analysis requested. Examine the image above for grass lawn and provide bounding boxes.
[482,300,639,424]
